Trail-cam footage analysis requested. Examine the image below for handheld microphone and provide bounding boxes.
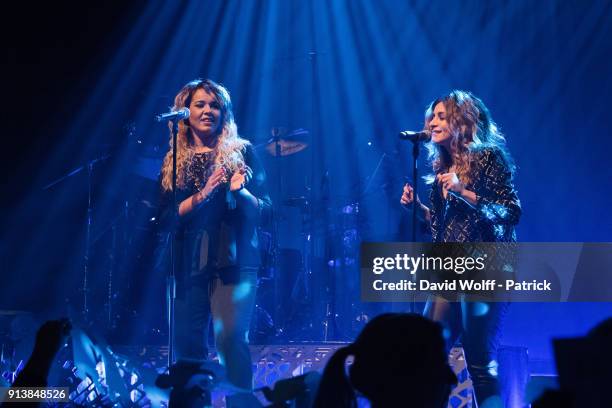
[398,130,431,142]
[155,107,190,122]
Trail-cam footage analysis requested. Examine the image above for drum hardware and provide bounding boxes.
[255,128,310,158]
[43,154,112,323]
[40,122,156,339]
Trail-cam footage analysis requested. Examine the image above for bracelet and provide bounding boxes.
[198,190,211,204]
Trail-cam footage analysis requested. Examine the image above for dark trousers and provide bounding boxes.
[175,267,258,390]
[424,296,508,405]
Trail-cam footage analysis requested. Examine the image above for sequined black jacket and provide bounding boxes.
[158,145,271,283]
[429,147,521,242]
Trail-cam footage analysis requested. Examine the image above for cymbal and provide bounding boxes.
[264,139,308,156]
[284,128,309,140]
[253,128,310,157]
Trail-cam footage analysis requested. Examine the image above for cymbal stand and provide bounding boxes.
[81,156,110,322]
[272,129,283,335]
[83,162,93,320]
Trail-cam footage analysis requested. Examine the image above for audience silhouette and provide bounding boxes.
[532,317,611,408]
[4,315,611,407]
[313,313,457,408]
[1,318,71,408]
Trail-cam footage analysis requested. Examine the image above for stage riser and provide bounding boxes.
[116,344,527,407]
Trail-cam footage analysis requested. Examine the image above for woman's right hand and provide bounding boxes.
[199,166,227,202]
[400,183,420,207]
[179,167,228,217]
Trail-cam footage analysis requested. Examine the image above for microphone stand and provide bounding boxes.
[167,119,179,367]
[399,132,430,241]
[409,138,425,315]
[411,140,421,243]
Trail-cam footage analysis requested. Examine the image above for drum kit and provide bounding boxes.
[251,127,371,342]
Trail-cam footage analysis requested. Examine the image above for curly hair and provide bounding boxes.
[160,79,250,192]
[424,90,515,184]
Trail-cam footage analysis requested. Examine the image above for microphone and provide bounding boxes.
[155,107,190,122]
[398,130,431,142]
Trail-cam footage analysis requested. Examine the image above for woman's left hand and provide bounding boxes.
[229,166,253,192]
[438,172,465,194]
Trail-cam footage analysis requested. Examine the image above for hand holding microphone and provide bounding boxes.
[400,183,421,207]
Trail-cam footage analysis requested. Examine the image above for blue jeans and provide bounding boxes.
[175,266,258,390]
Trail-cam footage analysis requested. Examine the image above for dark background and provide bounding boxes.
[1,1,146,209]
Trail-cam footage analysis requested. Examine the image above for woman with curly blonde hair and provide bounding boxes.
[160,79,251,194]
[400,90,521,404]
[158,79,270,399]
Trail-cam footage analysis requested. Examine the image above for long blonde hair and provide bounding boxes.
[424,90,515,184]
[160,79,250,192]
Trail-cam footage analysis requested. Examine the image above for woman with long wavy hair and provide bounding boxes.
[158,79,270,399]
[400,90,521,405]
